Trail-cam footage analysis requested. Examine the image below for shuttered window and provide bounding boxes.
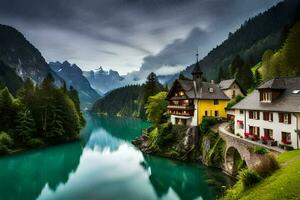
[249,111,253,119]
[263,112,273,121]
[279,113,291,124]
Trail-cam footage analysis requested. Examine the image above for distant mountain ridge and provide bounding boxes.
[0,24,63,85]
[83,67,124,94]
[49,61,100,107]
[0,60,23,94]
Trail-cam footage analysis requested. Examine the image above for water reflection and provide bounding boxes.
[0,115,232,200]
[141,154,232,200]
[0,142,83,200]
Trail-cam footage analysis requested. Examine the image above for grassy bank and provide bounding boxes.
[222,150,300,200]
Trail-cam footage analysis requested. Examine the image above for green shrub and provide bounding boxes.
[157,123,173,147]
[227,95,244,109]
[253,153,279,176]
[238,169,262,188]
[200,117,219,133]
[0,132,13,148]
[254,147,268,155]
[27,138,45,148]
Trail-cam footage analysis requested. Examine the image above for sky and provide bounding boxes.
[0,0,282,75]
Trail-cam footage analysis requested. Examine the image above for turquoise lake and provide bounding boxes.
[0,115,233,200]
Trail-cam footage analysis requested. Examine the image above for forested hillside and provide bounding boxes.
[0,25,62,85]
[92,73,165,119]
[0,60,23,94]
[258,21,300,80]
[174,0,300,88]
[49,61,100,108]
[0,74,85,155]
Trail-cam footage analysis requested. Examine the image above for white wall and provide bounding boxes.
[170,115,193,126]
[234,109,245,136]
[223,83,244,99]
[191,99,198,126]
[234,109,299,149]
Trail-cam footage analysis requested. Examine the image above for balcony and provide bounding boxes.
[167,105,194,110]
[168,109,194,117]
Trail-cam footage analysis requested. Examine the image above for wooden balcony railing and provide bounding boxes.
[167,105,194,110]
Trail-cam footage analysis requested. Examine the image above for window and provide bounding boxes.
[264,129,273,139]
[263,112,273,121]
[215,111,219,117]
[179,91,184,96]
[240,110,244,114]
[250,126,260,137]
[205,111,208,116]
[214,99,219,105]
[279,113,291,124]
[183,100,189,105]
[284,114,289,124]
[232,90,236,98]
[173,101,179,105]
[261,92,272,102]
[237,120,244,129]
[209,88,214,93]
[250,111,260,120]
[282,132,291,144]
[249,111,253,119]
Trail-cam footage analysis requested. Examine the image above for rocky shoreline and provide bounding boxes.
[132,124,226,167]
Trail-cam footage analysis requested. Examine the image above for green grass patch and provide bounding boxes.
[221,150,300,200]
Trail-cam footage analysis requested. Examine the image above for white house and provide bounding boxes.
[232,77,300,150]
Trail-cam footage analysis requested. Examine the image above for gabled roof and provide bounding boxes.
[167,79,230,100]
[219,79,236,89]
[233,77,300,112]
[258,77,286,90]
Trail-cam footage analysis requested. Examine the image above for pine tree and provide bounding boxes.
[217,67,225,82]
[254,69,262,88]
[68,86,85,126]
[46,102,65,139]
[232,57,254,91]
[230,55,244,77]
[140,72,163,119]
[0,87,17,132]
[15,108,36,143]
[17,78,35,107]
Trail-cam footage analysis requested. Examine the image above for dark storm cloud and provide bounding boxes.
[0,0,282,74]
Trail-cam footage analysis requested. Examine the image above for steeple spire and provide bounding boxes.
[192,50,203,81]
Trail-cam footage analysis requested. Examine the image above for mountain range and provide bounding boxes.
[83,67,124,95]
[0,24,99,108]
[0,0,299,109]
[49,61,100,107]
[0,24,62,85]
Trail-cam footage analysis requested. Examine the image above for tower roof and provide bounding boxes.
[192,51,202,75]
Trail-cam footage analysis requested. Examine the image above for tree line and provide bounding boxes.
[217,15,300,92]
[0,74,85,155]
[92,72,166,119]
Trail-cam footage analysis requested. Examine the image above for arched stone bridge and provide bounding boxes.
[217,123,283,175]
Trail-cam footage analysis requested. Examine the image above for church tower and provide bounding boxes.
[192,51,203,81]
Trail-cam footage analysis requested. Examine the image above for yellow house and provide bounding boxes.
[166,54,230,126]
